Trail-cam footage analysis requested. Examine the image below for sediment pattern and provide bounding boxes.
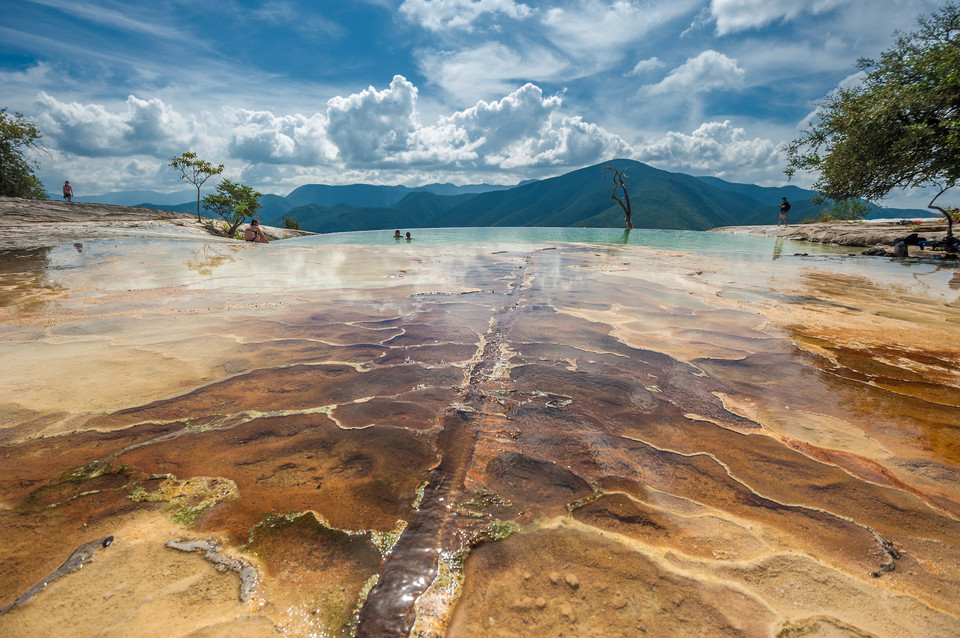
[0,238,958,637]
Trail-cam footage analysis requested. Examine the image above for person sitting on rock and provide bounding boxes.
[244,219,269,243]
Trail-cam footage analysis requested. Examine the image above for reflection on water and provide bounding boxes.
[184,244,236,275]
[0,230,958,637]
[0,248,65,313]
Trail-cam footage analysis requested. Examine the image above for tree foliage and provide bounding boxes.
[201,179,263,238]
[169,152,224,221]
[0,108,48,199]
[785,3,960,238]
[602,164,633,229]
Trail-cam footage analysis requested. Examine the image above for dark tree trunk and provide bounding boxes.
[603,165,634,230]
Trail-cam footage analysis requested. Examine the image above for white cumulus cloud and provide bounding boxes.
[33,92,192,157]
[325,75,422,165]
[399,0,532,31]
[642,50,745,95]
[228,110,335,165]
[27,77,632,190]
[634,120,781,183]
[437,83,629,169]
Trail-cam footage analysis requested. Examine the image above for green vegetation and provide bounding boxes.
[473,520,518,543]
[128,474,237,526]
[369,519,407,556]
[0,108,47,199]
[169,152,224,221]
[785,3,960,239]
[64,460,130,482]
[349,575,380,638]
[817,198,873,222]
[201,179,263,237]
[282,215,301,230]
[566,491,604,512]
[166,501,214,525]
[412,481,428,509]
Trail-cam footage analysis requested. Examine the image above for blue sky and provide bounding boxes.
[0,0,944,207]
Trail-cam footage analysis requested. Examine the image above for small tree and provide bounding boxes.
[169,152,224,221]
[0,108,48,199]
[201,179,262,238]
[785,3,960,241]
[602,164,633,229]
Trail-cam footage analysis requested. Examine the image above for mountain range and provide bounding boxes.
[84,160,934,233]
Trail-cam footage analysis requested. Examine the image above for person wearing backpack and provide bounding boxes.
[778,197,791,226]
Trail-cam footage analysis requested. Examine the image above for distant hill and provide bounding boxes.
[283,182,512,208]
[71,189,195,206]
[443,161,764,230]
[693,176,925,220]
[131,160,934,232]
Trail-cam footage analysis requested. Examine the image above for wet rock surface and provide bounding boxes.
[0,196,309,250]
[0,216,958,636]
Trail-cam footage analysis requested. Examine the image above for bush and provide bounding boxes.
[282,215,301,230]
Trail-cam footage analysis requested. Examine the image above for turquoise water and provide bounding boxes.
[285,226,850,257]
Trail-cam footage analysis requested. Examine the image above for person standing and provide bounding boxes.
[62,180,73,202]
[778,197,790,226]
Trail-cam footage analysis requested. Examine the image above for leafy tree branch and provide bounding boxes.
[201,179,263,238]
[785,2,960,240]
[169,152,224,221]
[0,108,48,199]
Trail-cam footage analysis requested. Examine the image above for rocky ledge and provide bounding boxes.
[711,221,955,260]
[0,196,313,251]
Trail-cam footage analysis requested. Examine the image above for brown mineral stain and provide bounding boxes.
[448,526,778,637]
[1,239,958,637]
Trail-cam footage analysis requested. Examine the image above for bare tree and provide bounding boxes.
[602,165,633,229]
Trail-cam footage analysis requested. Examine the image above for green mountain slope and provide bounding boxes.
[276,191,477,232]
[444,160,772,231]
[137,159,935,233]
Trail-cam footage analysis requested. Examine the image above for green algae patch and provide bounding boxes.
[128,474,238,526]
[474,520,518,543]
[410,548,470,637]
[566,491,604,512]
[64,460,135,483]
[370,519,408,557]
[456,487,512,518]
[412,480,429,509]
[349,575,380,638]
[15,460,141,513]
